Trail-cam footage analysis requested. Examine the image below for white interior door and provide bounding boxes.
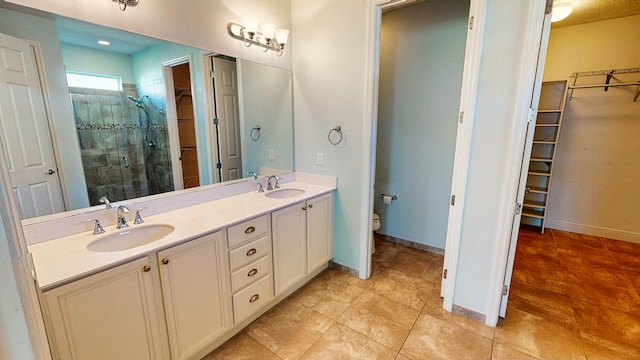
[212,57,242,182]
[499,11,552,317]
[0,32,64,219]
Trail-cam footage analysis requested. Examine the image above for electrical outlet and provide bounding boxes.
[316,152,323,165]
[268,149,275,160]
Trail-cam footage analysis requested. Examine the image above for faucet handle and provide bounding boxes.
[134,207,146,224]
[83,219,105,235]
[99,196,112,209]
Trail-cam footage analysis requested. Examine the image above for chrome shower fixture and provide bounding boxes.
[127,95,147,108]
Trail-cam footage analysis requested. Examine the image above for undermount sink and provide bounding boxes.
[264,188,306,199]
[87,224,175,252]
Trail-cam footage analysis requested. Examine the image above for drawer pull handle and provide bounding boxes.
[309,204,314,208]
[245,226,256,234]
[249,294,260,303]
[246,248,257,256]
[142,265,151,272]
[161,258,169,265]
[247,268,258,277]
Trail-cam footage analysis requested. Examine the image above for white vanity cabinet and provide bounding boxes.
[226,215,274,324]
[43,231,231,360]
[272,193,333,296]
[42,257,167,360]
[156,231,231,360]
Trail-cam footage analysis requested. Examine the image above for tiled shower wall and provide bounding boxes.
[71,83,173,206]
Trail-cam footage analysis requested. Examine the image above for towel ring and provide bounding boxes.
[328,125,342,145]
[250,125,261,141]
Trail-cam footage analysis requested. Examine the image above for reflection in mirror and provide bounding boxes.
[5,13,293,220]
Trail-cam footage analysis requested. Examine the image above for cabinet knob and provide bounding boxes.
[142,265,151,272]
[245,226,256,234]
[247,268,258,277]
[302,206,307,211]
[308,204,313,208]
[161,258,169,265]
[246,248,257,256]
[249,294,260,303]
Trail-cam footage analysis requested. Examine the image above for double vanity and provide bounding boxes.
[26,174,335,360]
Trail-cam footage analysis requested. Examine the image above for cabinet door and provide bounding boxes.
[272,201,307,296]
[307,193,333,273]
[44,257,165,360]
[157,232,230,360]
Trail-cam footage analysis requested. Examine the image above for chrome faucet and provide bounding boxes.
[247,171,258,180]
[266,175,280,191]
[117,205,130,229]
[99,196,112,209]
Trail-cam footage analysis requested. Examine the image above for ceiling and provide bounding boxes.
[55,16,163,55]
[552,0,640,28]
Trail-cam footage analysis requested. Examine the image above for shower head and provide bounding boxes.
[127,95,146,108]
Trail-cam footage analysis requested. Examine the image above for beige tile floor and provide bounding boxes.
[203,229,640,359]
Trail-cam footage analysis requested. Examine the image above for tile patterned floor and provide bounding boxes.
[203,229,640,359]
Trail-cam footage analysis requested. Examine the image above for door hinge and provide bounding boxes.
[469,16,474,30]
[213,117,219,125]
[459,111,464,124]
[450,195,456,206]
[502,285,509,296]
[210,70,215,78]
[514,202,522,215]
[527,108,536,123]
[545,0,554,15]
[443,269,448,279]
[216,162,222,169]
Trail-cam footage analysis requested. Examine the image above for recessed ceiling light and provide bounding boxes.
[97,40,111,46]
[551,2,573,22]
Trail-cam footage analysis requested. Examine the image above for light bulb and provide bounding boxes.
[275,28,290,45]
[551,3,572,22]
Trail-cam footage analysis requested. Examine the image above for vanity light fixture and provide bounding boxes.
[551,2,573,22]
[113,0,139,11]
[227,18,290,56]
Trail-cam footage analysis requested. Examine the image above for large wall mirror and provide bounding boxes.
[0,5,293,221]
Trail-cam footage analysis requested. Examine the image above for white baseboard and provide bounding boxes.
[545,220,640,244]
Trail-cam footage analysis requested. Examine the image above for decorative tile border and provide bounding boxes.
[76,123,168,131]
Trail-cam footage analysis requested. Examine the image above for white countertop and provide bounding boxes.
[29,181,334,291]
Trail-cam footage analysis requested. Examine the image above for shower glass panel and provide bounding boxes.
[71,83,174,206]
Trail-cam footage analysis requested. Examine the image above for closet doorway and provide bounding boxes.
[164,57,200,190]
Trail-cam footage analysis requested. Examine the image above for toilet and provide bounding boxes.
[371,213,381,254]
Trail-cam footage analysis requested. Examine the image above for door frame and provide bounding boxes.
[364,0,488,307]
[497,5,553,318]
[162,55,202,191]
[484,0,551,324]
[28,40,69,211]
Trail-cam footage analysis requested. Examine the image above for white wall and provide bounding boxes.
[239,60,293,175]
[375,0,468,249]
[60,43,136,84]
[543,15,640,242]
[0,7,89,210]
[291,0,375,271]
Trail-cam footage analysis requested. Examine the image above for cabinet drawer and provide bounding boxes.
[232,274,274,324]
[228,215,269,248]
[229,236,270,270]
[231,255,271,293]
